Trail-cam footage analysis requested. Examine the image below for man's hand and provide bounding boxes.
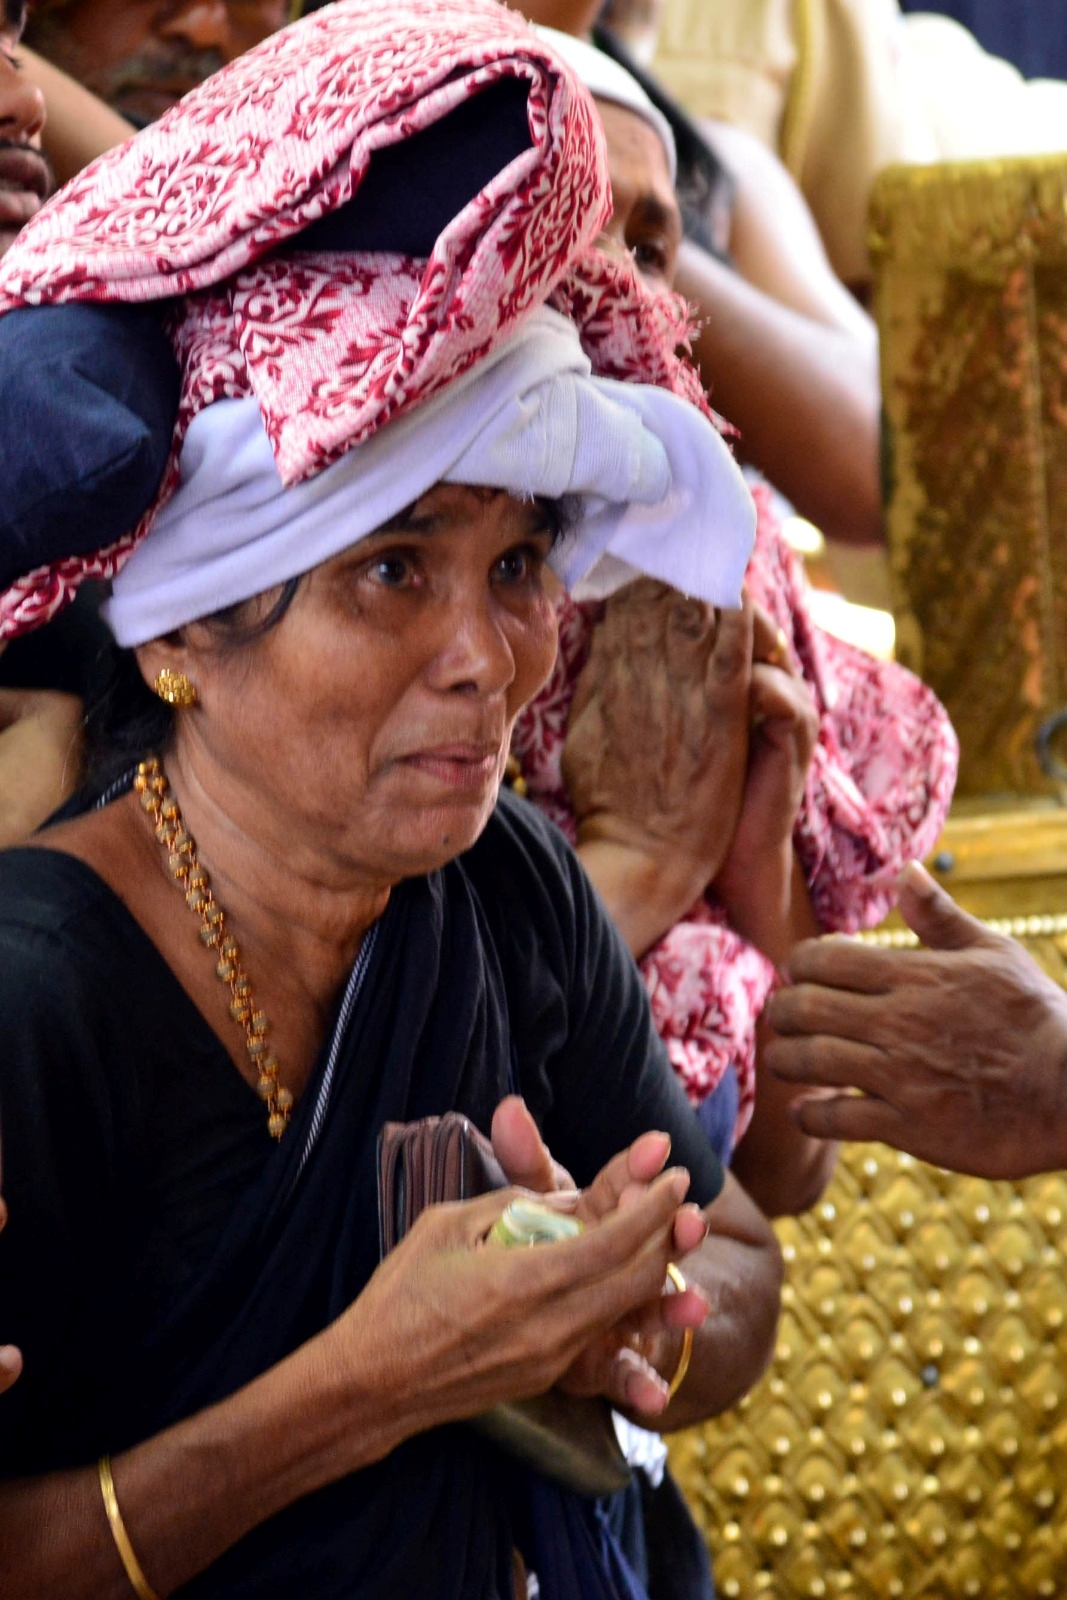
[0,687,84,847]
[765,862,1067,1178]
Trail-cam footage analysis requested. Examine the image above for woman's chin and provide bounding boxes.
[381,786,502,877]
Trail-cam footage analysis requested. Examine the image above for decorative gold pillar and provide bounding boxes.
[871,154,1067,800]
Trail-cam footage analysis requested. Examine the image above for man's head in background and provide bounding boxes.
[24,0,292,125]
[0,0,51,257]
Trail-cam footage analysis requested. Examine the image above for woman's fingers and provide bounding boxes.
[490,1095,574,1193]
[577,1129,672,1225]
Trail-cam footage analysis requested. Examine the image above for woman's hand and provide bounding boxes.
[337,1157,698,1435]
[563,583,754,955]
[713,606,819,956]
[491,1097,709,1416]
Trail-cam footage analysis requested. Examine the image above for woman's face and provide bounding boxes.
[144,485,560,883]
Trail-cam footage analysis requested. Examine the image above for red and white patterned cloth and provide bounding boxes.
[0,0,710,641]
[512,486,958,1145]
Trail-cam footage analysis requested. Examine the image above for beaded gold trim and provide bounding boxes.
[134,757,293,1139]
[857,911,1067,949]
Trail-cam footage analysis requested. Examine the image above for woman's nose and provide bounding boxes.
[0,74,45,146]
[431,602,516,697]
[158,1,234,53]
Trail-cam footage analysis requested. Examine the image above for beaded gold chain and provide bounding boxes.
[134,756,293,1140]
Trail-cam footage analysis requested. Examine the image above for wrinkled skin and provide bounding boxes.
[563,584,750,896]
[766,863,1067,1179]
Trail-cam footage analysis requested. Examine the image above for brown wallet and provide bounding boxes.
[377,1112,631,1496]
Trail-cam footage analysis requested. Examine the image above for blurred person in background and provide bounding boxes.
[517,0,882,553]
[649,0,1067,294]
[23,0,291,126]
[0,0,86,845]
[0,0,50,255]
[512,27,957,1222]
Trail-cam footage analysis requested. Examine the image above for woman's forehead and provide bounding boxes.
[377,485,552,533]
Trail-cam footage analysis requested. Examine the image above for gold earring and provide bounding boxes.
[152,668,199,708]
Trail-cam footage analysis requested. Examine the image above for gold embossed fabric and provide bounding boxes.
[872,155,1067,799]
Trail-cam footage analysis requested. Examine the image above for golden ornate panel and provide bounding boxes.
[670,832,1067,1598]
[871,155,1067,799]
[671,1150,1067,1600]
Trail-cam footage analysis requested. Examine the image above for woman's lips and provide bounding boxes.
[0,145,50,204]
[400,745,501,791]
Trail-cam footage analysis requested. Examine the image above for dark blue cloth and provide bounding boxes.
[0,304,178,589]
[898,0,1067,81]
[697,1069,739,1168]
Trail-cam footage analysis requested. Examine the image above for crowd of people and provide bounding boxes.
[0,2,1063,1598]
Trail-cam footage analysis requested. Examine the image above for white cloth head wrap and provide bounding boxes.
[533,27,677,183]
[103,308,754,647]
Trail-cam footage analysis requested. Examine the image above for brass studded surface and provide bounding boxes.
[870,155,1067,800]
[669,918,1067,1598]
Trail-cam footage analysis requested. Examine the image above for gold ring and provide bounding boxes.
[664,1263,694,1400]
[766,627,789,668]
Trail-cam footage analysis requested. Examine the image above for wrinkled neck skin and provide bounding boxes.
[159,735,396,1034]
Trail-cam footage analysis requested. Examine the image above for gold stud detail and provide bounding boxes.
[151,668,199,708]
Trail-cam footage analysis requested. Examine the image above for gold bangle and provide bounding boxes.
[664,1262,695,1401]
[98,1456,160,1600]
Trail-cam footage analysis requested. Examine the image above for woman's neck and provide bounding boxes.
[159,743,392,1024]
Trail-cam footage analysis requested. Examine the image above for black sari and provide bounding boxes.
[0,790,723,1598]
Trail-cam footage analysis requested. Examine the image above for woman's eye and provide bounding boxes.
[369,554,414,587]
[631,239,668,278]
[494,545,544,586]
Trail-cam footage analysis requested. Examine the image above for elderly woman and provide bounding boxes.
[0,5,781,1598]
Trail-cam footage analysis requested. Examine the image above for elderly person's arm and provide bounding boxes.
[766,862,1067,1178]
[562,584,838,1215]
[562,585,752,956]
[678,121,881,547]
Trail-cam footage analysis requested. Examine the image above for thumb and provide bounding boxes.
[897,861,995,952]
[491,1096,558,1193]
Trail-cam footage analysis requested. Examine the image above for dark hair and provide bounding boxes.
[82,578,302,802]
[3,0,26,36]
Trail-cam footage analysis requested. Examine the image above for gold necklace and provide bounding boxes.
[134,756,293,1140]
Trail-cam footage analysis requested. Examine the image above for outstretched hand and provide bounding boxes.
[765,862,1067,1179]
